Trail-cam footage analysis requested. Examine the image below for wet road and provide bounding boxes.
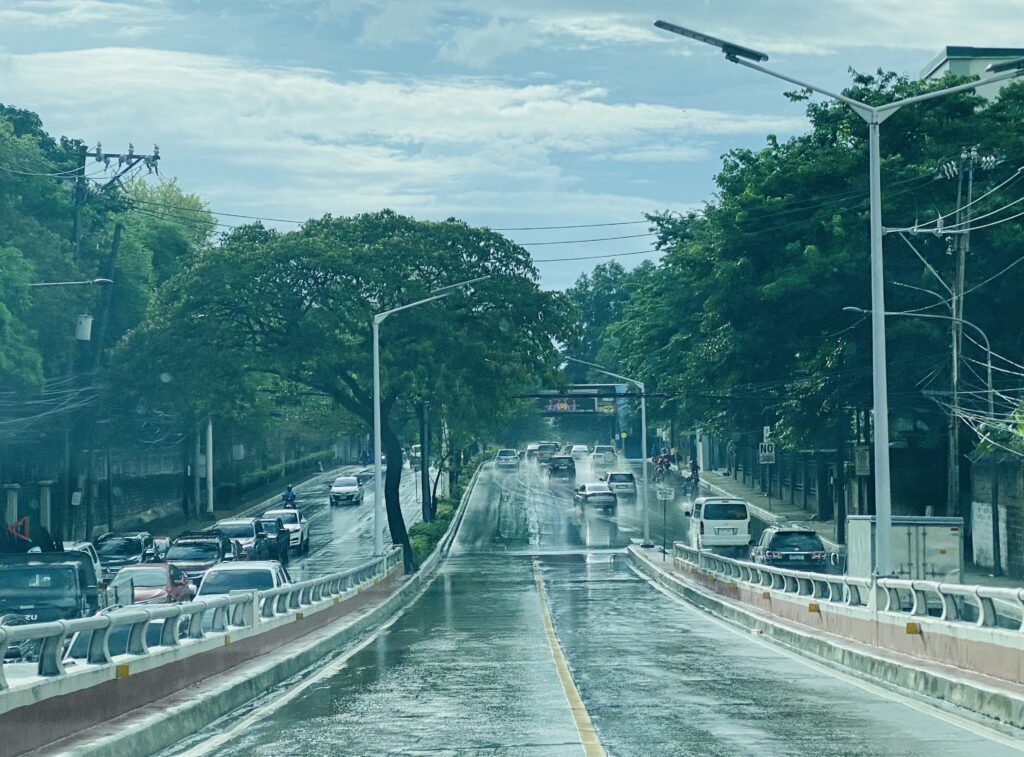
[194,461,1022,756]
[266,465,423,580]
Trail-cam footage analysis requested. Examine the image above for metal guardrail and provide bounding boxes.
[673,542,1024,631]
[0,546,404,691]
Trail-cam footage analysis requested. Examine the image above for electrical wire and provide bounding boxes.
[519,232,653,246]
[532,248,661,263]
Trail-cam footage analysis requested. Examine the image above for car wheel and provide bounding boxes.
[302,537,310,555]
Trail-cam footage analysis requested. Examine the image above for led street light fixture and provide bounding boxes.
[654,20,768,62]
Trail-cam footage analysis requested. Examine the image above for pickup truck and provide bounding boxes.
[0,552,105,624]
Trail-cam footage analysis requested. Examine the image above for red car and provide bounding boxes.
[109,563,194,605]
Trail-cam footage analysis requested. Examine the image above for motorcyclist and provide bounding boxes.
[282,484,297,507]
[688,458,700,483]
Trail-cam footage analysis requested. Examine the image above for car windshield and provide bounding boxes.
[771,533,824,552]
[267,511,298,525]
[95,537,143,557]
[704,503,748,520]
[198,569,275,595]
[215,523,255,538]
[538,444,557,452]
[0,566,77,593]
[113,568,167,588]
[166,543,220,561]
[607,473,634,483]
[497,450,517,457]
[586,485,612,494]
[334,477,357,486]
[594,446,614,454]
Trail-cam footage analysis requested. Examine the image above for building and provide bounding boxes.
[922,46,1024,100]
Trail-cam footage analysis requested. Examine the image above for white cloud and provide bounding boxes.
[0,0,172,29]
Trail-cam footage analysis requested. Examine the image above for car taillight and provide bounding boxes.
[768,551,781,559]
[812,551,825,559]
[699,521,704,535]
[747,521,752,534]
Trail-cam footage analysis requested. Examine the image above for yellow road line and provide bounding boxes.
[533,563,606,757]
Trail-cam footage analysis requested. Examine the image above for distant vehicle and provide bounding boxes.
[569,444,590,461]
[166,531,239,585]
[494,449,521,473]
[213,518,273,561]
[258,518,292,564]
[62,541,103,585]
[547,455,576,479]
[601,471,637,498]
[262,508,310,554]
[110,563,193,604]
[0,553,102,623]
[750,525,827,571]
[573,483,617,511]
[196,560,292,597]
[536,442,559,464]
[684,497,752,553]
[329,475,363,506]
[356,468,375,486]
[94,532,155,582]
[591,445,617,467]
[525,443,540,462]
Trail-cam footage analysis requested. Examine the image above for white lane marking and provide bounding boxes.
[633,565,1024,751]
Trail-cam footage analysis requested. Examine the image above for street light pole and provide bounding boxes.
[655,19,1024,575]
[371,276,489,555]
[566,357,652,547]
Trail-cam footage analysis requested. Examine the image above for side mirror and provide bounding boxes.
[748,539,756,547]
[257,532,267,539]
[683,508,692,517]
[223,553,235,561]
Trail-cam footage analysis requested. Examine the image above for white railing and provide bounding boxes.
[0,546,403,691]
[673,542,1024,631]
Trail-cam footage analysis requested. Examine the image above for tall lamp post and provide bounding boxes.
[566,357,652,548]
[655,19,1024,575]
[371,276,488,555]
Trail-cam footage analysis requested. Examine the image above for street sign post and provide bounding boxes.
[854,446,871,477]
[657,487,674,559]
[758,442,775,464]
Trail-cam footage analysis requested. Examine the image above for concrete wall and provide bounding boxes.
[971,457,1024,577]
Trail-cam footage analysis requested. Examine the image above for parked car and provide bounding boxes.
[495,448,521,473]
[547,455,576,480]
[536,442,560,465]
[601,471,637,498]
[591,445,617,467]
[195,560,292,597]
[110,563,194,604]
[750,525,828,571]
[569,444,590,461]
[329,475,363,506]
[684,497,752,553]
[258,517,292,564]
[0,553,102,623]
[165,531,239,585]
[573,482,617,511]
[94,532,155,582]
[262,508,310,554]
[213,518,273,561]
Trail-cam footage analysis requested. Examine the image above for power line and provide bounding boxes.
[532,248,662,263]
[520,232,653,246]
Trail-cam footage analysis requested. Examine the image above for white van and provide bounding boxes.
[684,497,752,553]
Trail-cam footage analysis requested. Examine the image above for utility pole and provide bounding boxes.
[419,400,431,523]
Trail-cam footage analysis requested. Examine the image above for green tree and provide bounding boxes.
[124,210,575,566]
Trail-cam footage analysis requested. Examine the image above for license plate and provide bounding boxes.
[715,528,737,535]
[789,554,805,560]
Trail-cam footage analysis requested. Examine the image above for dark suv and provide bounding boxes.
[94,532,155,582]
[536,442,560,464]
[165,531,240,584]
[547,455,576,479]
[749,525,828,571]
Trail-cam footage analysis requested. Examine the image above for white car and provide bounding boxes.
[195,560,291,597]
[684,497,752,553]
[329,476,362,506]
[569,444,590,461]
[495,449,520,472]
[62,541,103,585]
[601,471,637,498]
[262,508,310,554]
[573,482,618,511]
[591,445,617,467]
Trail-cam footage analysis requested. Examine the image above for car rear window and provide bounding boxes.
[703,503,748,520]
[770,532,824,551]
[607,473,634,483]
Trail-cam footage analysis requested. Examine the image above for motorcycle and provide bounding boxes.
[281,490,298,508]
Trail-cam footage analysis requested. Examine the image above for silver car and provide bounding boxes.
[329,475,363,506]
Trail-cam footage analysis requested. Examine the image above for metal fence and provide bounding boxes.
[0,546,403,691]
[673,542,1024,631]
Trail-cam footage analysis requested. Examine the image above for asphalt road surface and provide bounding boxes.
[186,460,1023,756]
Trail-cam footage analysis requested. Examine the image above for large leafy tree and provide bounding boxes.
[127,210,575,565]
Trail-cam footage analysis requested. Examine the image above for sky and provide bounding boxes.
[1,0,1022,289]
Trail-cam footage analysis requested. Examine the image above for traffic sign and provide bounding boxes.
[854,446,870,476]
[758,442,775,465]
[656,487,674,501]
[763,425,771,442]
[620,431,628,439]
